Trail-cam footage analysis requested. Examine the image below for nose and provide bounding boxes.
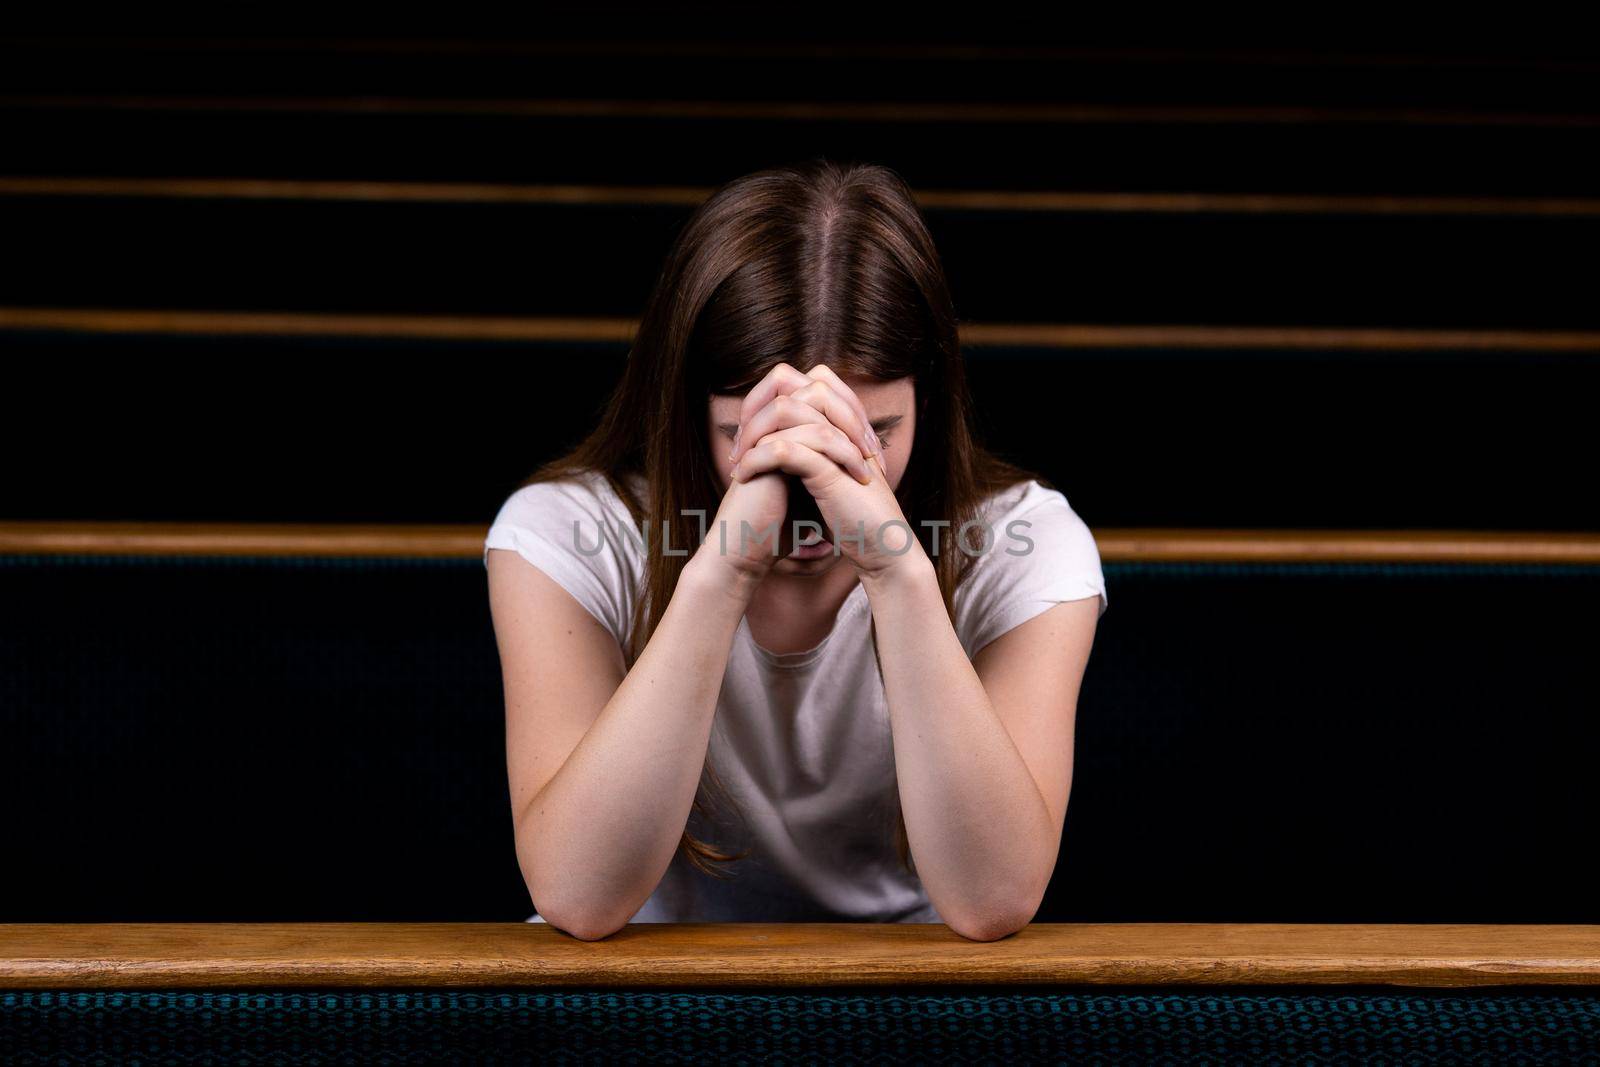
[783,475,826,536]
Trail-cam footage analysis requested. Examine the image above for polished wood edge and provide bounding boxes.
[7,178,1600,217]
[0,307,638,342]
[0,523,487,558]
[2,523,1599,564]
[5,307,1600,352]
[1093,529,1600,564]
[6,93,1600,128]
[10,38,1596,69]
[959,322,1600,352]
[2,923,1597,990]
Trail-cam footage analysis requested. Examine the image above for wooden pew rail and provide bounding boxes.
[4,923,1600,990]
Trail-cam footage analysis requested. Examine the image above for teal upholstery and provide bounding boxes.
[4,987,1597,1064]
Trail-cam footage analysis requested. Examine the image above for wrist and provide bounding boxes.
[858,542,936,602]
[682,542,765,608]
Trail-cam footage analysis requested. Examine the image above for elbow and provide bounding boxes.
[944,904,1036,942]
[521,860,634,940]
[940,872,1048,942]
[529,890,632,941]
[518,857,632,941]
[515,828,632,940]
[543,909,628,942]
[942,892,1042,943]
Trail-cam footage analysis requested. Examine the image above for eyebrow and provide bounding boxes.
[717,414,903,437]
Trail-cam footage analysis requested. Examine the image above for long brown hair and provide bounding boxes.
[523,158,1039,879]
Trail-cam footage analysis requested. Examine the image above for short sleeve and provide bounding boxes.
[483,472,645,650]
[951,480,1109,658]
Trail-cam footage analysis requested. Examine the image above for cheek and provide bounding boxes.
[708,428,735,488]
[884,446,912,491]
[885,420,915,489]
[713,450,733,489]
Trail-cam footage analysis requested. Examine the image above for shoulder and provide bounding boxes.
[976,478,1084,535]
[950,478,1109,658]
[484,468,646,649]
[950,478,1101,571]
[487,469,640,540]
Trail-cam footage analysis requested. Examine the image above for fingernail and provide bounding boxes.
[867,429,882,455]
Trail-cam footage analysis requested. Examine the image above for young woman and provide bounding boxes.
[484,159,1107,942]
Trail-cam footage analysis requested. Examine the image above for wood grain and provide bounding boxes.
[1,923,1597,990]
[3,522,1599,564]
[8,94,1600,127]
[9,178,1600,217]
[6,307,1600,351]
[0,307,637,342]
[0,522,485,558]
[1091,528,1600,564]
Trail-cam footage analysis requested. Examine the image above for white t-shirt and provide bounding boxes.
[483,469,1108,924]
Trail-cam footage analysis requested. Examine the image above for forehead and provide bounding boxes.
[843,375,913,411]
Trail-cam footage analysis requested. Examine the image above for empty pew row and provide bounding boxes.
[4,36,1599,197]
[8,30,1597,113]
[3,320,1597,531]
[2,923,1598,1061]
[1,524,1595,926]
[5,192,1600,328]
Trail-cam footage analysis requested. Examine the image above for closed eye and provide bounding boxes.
[715,416,901,443]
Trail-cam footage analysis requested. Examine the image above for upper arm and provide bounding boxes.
[487,547,627,837]
[971,595,1100,841]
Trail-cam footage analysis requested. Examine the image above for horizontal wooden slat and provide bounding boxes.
[1093,529,1600,564]
[11,37,1598,68]
[7,94,1600,128]
[2,923,1597,989]
[9,177,1600,217]
[6,308,1600,352]
[0,522,487,558]
[0,308,636,342]
[3,523,1599,564]
[0,176,716,206]
[961,323,1600,352]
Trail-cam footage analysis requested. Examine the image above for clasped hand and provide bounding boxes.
[710,363,922,580]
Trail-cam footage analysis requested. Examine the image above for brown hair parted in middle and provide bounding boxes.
[521,157,1041,879]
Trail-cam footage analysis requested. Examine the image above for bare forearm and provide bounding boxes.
[519,547,755,934]
[863,553,1057,938]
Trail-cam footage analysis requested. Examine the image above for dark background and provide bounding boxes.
[3,22,1598,530]
[2,22,1597,923]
